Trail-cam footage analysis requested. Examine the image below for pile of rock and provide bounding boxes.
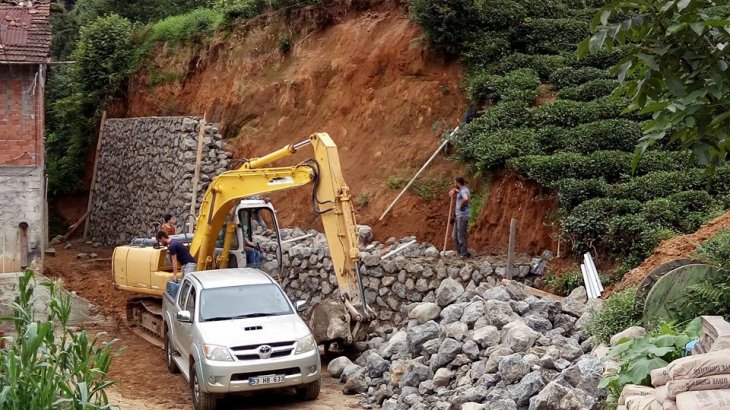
[326,280,605,409]
[87,116,232,245]
[257,227,552,329]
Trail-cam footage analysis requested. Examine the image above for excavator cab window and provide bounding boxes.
[238,206,283,279]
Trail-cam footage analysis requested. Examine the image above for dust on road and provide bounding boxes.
[45,241,360,410]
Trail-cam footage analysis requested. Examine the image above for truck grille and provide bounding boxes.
[230,367,300,381]
[231,340,296,361]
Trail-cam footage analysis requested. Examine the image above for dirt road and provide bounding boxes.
[45,241,359,410]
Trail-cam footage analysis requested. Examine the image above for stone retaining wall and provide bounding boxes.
[257,227,549,329]
[87,117,231,245]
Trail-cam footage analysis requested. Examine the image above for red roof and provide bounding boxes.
[0,1,51,64]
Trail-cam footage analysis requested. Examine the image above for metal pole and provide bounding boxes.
[442,196,454,253]
[281,233,315,244]
[379,127,459,221]
[506,218,517,280]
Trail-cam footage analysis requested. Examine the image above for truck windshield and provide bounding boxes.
[199,284,293,322]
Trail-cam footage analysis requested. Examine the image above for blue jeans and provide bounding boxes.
[245,249,261,268]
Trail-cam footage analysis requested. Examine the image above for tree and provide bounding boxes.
[579,1,730,167]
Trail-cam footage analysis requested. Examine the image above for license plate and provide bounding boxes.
[248,374,285,385]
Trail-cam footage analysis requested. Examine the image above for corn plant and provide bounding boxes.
[0,270,122,409]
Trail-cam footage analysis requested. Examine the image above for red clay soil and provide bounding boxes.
[471,172,560,256]
[614,210,730,292]
[110,1,468,246]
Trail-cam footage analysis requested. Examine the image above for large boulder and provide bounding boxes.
[400,362,433,387]
[529,381,572,410]
[436,278,465,307]
[461,300,486,327]
[499,353,531,384]
[380,330,408,359]
[501,321,541,352]
[561,286,588,317]
[485,299,516,328]
[406,320,441,354]
[327,356,353,378]
[509,370,547,406]
[431,338,463,369]
[472,325,501,348]
[367,352,390,378]
[432,367,454,388]
[409,303,441,324]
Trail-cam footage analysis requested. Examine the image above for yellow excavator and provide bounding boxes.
[112,133,376,348]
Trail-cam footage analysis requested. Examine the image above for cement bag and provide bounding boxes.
[663,400,677,410]
[618,406,628,410]
[652,367,670,387]
[620,384,656,405]
[676,389,730,410]
[666,349,730,380]
[626,395,660,410]
[656,385,668,404]
[667,374,730,399]
[711,337,730,352]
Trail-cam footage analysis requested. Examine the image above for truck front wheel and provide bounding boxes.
[164,326,179,374]
[190,361,218,410]
[295,378,321,401]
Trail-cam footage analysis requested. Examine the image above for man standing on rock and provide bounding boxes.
[156,231,196,280]
[449,177,470,258]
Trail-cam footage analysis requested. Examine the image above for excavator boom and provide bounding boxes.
[114,133,374,346]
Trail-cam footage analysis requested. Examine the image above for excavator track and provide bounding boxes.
[126,296,165,349]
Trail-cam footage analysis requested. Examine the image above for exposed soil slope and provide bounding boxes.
[117,2,469,245]
[471,172,559,255]
[615,210,730,292]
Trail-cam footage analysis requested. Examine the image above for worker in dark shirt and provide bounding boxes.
[156,231,196,280]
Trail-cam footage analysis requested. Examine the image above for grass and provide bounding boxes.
[356,193,370,207]
[412,177,451,201]
[386,176,408,190]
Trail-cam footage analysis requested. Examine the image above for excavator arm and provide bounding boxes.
[188,133,375,340]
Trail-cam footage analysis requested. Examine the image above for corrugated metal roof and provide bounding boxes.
[0,1,51,64]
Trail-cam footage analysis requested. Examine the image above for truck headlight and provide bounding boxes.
[295,334,317,354]
[203,344,233,361]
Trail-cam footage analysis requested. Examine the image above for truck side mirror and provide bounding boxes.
[176,310,192,323]
[295,300,308,312]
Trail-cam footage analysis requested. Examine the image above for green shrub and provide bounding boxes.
[409,0,481,56]
[634,151,696,175]
[599,319,701,406]
[465,128,541,170]
[708,166,730,196]
[571,45,632,69]
[507,152,590,185]
[552,178,610,211]
[612,169,707,202]
[73,14,133,95]
[535,125,568,153]
[543,270,583,296]
[466,68,540,105]
[605,214,670,266]
[277,34,291,53]
[531,97,627,127]
[459,101,531,137]
[461,32,511,71]
[557,78,619,101]
[549,66,611,88]
[561,119,641,153]
[412,177,451,200]
[220,0,264,27]
[515,18,590,54]
[642,198,681,228]
[586,288,643,345]
[472,0,528,30]
[0,271,121,408]
[500,53,567,80]
[562,198,642,253]
[587,150,632,182]
[386,176,408,189]
[696,229,730,271]
[521,0,567,17]
[145,8,223,45]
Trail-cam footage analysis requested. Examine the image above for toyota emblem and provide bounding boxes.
[258,345,272,358]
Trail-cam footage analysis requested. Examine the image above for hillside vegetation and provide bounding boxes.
[411,0,730,274]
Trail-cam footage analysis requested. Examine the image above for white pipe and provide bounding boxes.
[281,233,314,244]
[586,253,604,292]
[580,263,595,299]
[583,253,602,297]
[381,239,417,260]
[379,127,459,221]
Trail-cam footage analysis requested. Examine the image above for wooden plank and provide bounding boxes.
[501,279,564,301]
[83,110,107,240]
[188,113,207,233]
[61,210,90,242]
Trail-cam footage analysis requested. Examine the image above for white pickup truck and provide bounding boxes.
[162,268,321,410]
